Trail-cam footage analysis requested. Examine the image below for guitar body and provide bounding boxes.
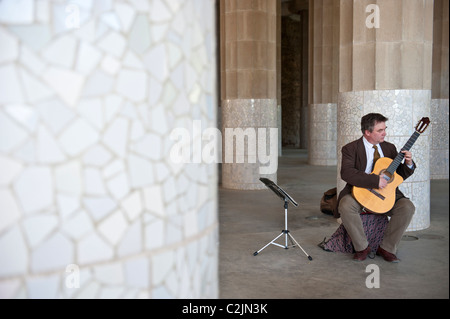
[352,157,404,214]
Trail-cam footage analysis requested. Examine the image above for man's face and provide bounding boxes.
[365,121,386,145]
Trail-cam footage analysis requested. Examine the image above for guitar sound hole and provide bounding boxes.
[380,170,393,183]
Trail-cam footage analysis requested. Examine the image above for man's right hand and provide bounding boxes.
[378,175,388,189]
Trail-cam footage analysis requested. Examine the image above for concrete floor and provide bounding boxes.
[219,149,449,299]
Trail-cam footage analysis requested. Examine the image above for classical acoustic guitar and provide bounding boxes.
[352,117,430,214]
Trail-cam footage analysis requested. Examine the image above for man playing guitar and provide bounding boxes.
[336,113,416,262]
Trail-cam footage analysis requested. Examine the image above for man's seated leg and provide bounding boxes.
[378,198,415,262]
[339,194,370,260]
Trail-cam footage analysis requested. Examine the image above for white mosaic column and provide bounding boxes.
[0,0,218,298]
[430,0,449,179]
[430,99,449,179]
[337,90,431,231]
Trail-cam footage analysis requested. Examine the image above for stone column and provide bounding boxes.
[277,0,282,156]
[300,8,309,150]
[308,0,339,166]
[431,0,449,180]
[220,0,278,190]
[0,0,218,298]
[337,0,433,231]
[281,12,302,148]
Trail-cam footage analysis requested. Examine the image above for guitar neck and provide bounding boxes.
[386,131,420,174]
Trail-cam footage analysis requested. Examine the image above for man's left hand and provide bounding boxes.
[401,150,413,166]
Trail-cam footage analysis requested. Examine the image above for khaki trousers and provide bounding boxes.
[339,194,415,253]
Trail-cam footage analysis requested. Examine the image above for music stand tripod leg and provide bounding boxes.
[287,232,313,261]
[253,232,284,256]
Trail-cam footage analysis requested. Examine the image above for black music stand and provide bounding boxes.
[253,178,312,260]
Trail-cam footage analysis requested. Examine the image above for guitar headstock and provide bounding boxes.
[415,117,430,133]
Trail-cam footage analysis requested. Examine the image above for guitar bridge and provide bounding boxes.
[368,188,385,200]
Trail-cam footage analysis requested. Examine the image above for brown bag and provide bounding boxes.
[320,187,337,216]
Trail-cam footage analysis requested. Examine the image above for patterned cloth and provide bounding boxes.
[319,213,389,253]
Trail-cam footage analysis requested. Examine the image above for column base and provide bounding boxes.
[221,99,278,190]
[308,103,337,166]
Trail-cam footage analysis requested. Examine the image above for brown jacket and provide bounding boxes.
[335,137,415,218]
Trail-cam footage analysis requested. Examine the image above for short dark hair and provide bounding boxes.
[361,113,388,134]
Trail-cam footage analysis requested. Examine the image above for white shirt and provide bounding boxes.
[362,137,384,174]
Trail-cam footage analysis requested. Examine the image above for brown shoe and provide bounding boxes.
[353,246,371,261]
[376,247,400,263]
